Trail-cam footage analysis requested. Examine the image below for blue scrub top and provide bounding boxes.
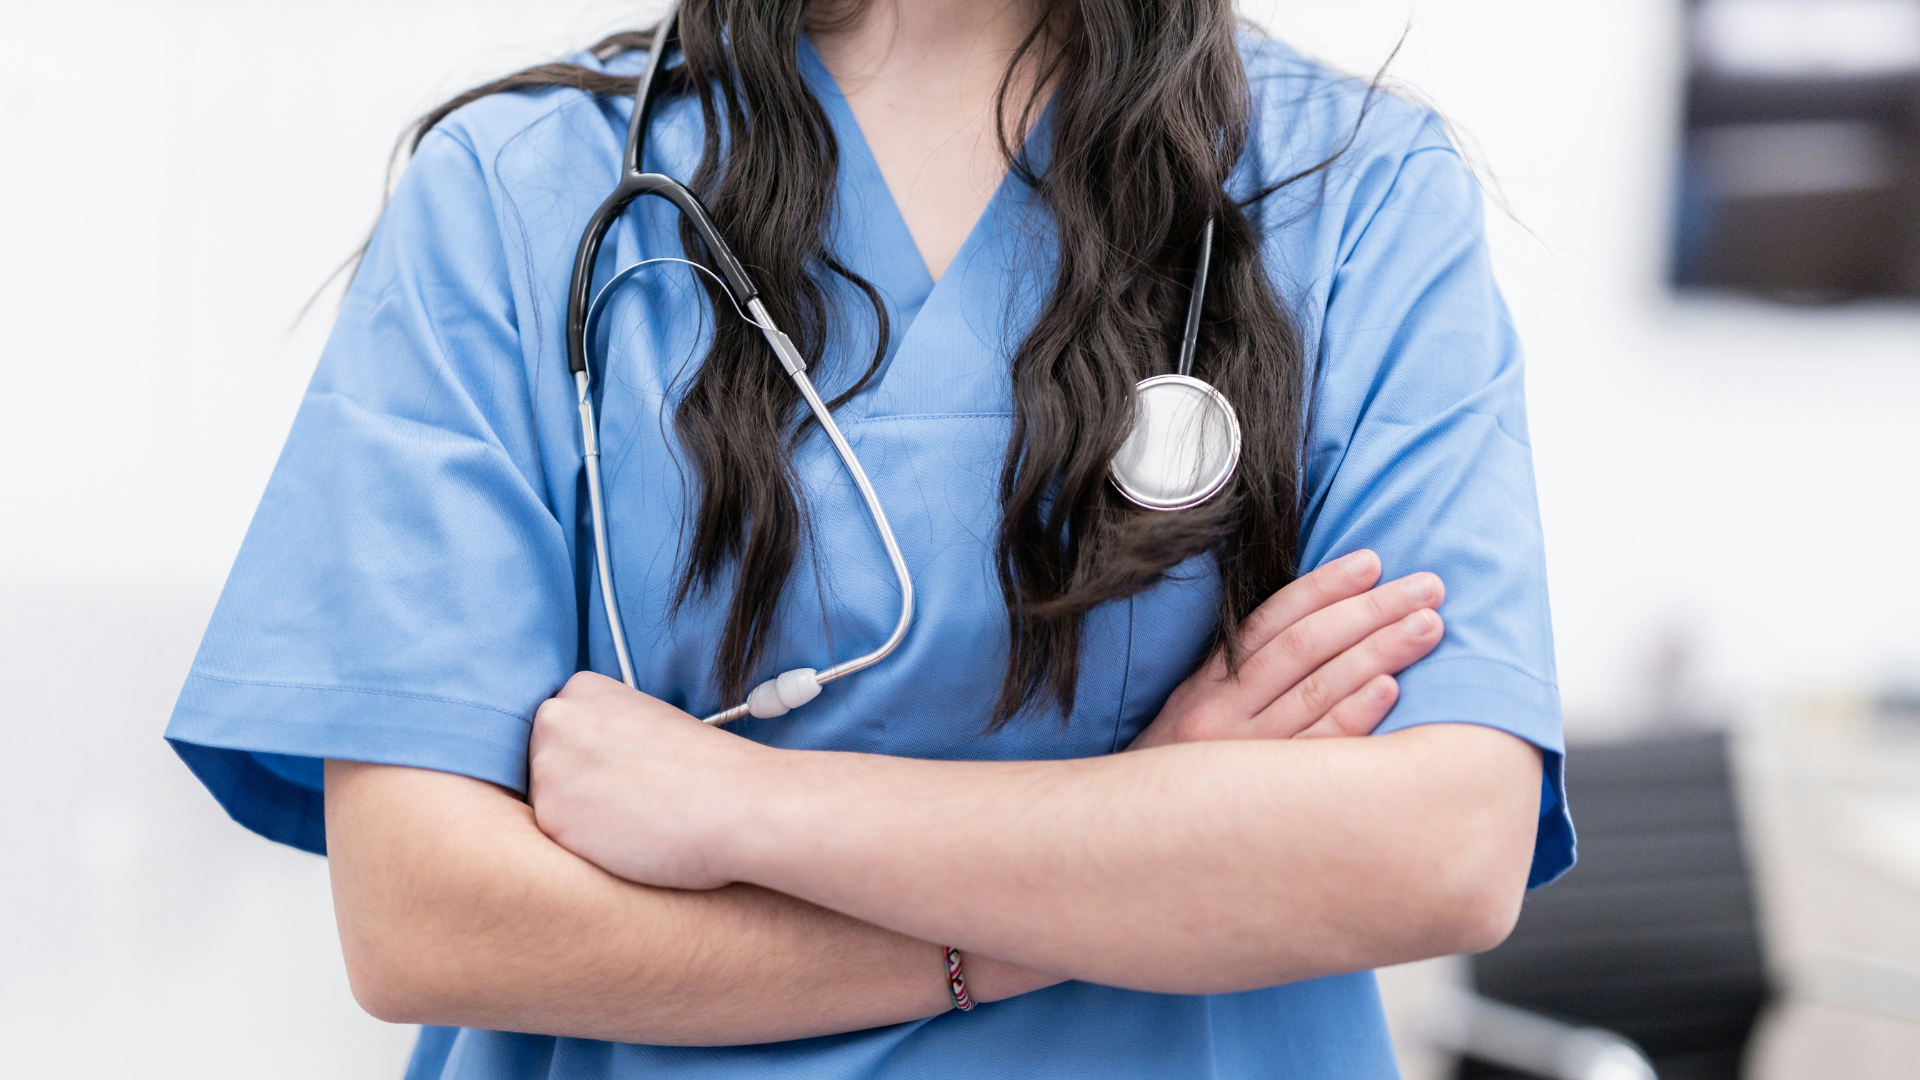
[168,34,1572,1080]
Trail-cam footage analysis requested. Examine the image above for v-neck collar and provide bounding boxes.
[796,35,1053,347]
[798,37,937,301]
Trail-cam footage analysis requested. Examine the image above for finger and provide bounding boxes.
[529,699,556,757]
[1226,571,1443,715]
[1295,675,1399,739]
[1251,608,1443,737]
[559,669,625,698]
[1233,549,1382,656]
[528,693,585,765]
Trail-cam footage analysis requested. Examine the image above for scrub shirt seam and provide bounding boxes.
[1109,595,1137,754]
[1411,653,1557,691]
[1331,144,1466,275]
[1329,410,1532,448]
[844,411,1012,428]
[428,89,600,177]
[425,125,483,165]
[186,672,533,725]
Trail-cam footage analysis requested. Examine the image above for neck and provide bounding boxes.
[808,0,1049,89]
[804,0,1054,281]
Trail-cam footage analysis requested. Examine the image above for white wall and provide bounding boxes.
[1,1,1915,1075]
[1254,1,1920,727]
[0,3,665,1074]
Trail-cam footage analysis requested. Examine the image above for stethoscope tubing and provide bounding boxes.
[569,0,1233,721]
[574,369,638,687]
[569,0,916,725]
[1176,220,1213,379]
[700,300,918,725]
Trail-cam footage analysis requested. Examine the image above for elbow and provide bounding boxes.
[1394,725,1541,960]
[340,915,499,1026]
[339,916,446,1025]
[344,963,412,1026]
[324,760,557,1029]
[1417,817,1533,959]
[1398,855,1525,962]
[1443,870,1527,956]
[333,867,485,1026]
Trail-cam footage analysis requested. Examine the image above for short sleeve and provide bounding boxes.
[1296,142,1574,887]
[165,130,578,855]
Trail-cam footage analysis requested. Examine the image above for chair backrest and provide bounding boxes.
[1463,732,1769,1080]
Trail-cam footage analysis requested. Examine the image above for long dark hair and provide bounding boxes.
[405,1,1317,725]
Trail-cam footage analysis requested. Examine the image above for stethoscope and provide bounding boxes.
[569,1,1240,726]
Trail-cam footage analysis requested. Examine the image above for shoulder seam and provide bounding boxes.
[1411,653,1558,693]
[419,122,484,165]
[1332,142,1471,275]
[427,69,627,163]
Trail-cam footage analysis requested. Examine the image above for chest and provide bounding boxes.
[561,90,1224,761]
[589,331,1221,762]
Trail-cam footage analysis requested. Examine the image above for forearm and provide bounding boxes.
[523,564,1515,997]
[720,724,1541,993]
[324,761,1055,1045]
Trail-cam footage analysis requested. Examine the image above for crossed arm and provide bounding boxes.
[324,550,1543,1046]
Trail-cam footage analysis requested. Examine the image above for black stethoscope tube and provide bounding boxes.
[563,1,917,721]
[565,2,758,378]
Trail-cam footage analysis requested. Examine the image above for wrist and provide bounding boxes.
[960,952,1065,1003]
[708,741,810,886]
[1129,704,1199,751]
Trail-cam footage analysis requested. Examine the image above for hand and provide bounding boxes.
[529,672,764,890]
[1129,550,1444,750]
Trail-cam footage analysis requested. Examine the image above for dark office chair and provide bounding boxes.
[1456,732,1770,1080]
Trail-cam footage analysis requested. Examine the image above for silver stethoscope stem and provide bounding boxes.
[697,301,916,725]
[575,286,915,722]
[576,369,639,688]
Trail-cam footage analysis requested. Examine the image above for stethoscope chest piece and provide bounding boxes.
[1109,373,1241,512]
[1109,218,1237,512]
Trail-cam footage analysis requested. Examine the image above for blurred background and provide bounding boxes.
[1,0,1916,1076]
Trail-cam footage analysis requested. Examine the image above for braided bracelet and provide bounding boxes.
[943,946,975,1012]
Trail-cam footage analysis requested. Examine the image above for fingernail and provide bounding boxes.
[1342,550,1376,577]
[1405,609,1438,637]
[1370,676,1395,700]
[1404,573,1439,604]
